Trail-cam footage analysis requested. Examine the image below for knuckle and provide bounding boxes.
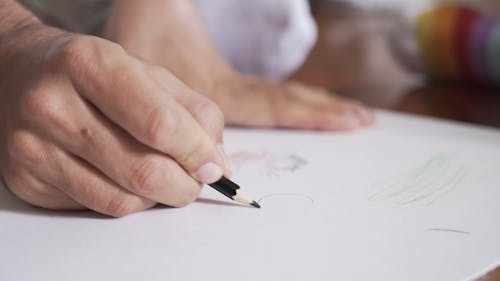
[21,91,54,117]
[144,106,179,148]
[21,92,73,134]
[56,36,95,69]
[56,35,126,76]
[104,195,135,218]
[6,130,43,164]
[129,157,161,195]
[197,100,225,130]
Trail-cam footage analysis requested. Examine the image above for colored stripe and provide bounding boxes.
[416,11,438,75]
[488,23,500,84]
[468,17,495,82]
[454,7,479,81]
[432,5,460,78]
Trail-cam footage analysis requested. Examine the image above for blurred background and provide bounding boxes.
[292,0,500,128]
[18,0,500,128]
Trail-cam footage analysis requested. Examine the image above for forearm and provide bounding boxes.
[105,0,235,89]
[105,0,209,48]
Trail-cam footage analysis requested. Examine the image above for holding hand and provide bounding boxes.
[0,24,229,216]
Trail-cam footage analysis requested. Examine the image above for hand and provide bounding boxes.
[105,0,375,131]
[208,75,375,130]
[0,24,230,217]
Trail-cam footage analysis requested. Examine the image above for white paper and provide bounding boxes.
[1,110,499,281]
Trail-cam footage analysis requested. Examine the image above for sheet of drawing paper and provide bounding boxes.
[1,111,500,281]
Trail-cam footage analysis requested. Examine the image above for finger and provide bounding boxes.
[66,116,205,208]
[217,81,361,130]
[283,82,340,107]
[53,152,159,217]
[208,78,360,130]
[3,163,82,210]
[62,37,224,183]
[284,82,375,126]
[21,94,205,207]
[6,130,156,217]
[272,95,362,131]
[145,64,231,175]
[145,64,225,145]
[347,100,376,126]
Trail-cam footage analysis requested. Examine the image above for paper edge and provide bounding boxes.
[464,262,500,281]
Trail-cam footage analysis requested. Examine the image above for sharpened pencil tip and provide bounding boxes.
[250,201,261,208]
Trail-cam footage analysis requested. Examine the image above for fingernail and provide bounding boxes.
[217,144,232,177]
[195,162,223,184]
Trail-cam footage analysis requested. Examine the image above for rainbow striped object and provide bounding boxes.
[416,5,500,85]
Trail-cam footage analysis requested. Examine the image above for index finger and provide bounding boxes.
[64,37,225,183]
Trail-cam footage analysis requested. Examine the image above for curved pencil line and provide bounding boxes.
[426,228,470,235]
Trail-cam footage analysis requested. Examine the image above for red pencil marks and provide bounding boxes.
[229,151,270,168]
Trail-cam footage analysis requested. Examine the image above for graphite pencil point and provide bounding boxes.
[250,201,261,208]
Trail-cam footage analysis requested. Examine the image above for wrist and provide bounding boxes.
[0,0,67,59]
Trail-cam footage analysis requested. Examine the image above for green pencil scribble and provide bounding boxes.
[369,154,474,206]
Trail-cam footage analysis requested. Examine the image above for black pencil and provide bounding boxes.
[208,176,261,208]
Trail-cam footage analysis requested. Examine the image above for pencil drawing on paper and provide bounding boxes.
[369,154,471,206]
[229,151,269,165]
[426,228,470,235]
[265,154,308,176]
[229,150,308,178]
